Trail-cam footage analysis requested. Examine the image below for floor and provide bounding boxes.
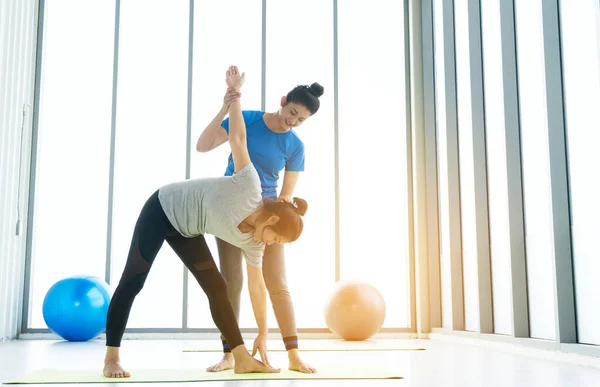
[1,338,600,386]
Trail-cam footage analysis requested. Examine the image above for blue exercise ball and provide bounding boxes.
[42,275,113,342]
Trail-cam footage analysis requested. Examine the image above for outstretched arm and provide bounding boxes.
[278,171,300,202]
[226,66,252,173]
[247,263,270,366]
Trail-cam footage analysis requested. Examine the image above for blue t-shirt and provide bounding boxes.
[221,110,305,199]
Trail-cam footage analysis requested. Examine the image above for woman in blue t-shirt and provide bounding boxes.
[197,75,323,374]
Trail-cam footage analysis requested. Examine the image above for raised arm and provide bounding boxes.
[226,66,251,173]
[195,89,240,152]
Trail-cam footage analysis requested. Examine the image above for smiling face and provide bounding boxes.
[277,98,312,130]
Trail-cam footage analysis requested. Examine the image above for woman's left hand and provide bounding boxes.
[252,334,271,367]
[277,195,292,203]
[226,66,245,90]
[223,88,241,109]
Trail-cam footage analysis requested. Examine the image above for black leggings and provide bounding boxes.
[105,190,244,350]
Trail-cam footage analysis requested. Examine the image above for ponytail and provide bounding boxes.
[291,197,308,216]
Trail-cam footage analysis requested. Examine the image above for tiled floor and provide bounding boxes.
[1,338,600,386]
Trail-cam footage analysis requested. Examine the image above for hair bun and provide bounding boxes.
[309,83,324,98]
[291,197,308,216]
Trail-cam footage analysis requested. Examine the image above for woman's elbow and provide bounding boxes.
[196,141,209,153]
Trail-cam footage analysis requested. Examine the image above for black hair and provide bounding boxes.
[262,197,308,242]
[285,83,324,115]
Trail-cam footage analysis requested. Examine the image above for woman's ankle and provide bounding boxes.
[230,344,248,359]
[105,346,121,361]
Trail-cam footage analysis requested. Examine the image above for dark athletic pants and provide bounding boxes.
[105,190,244,350]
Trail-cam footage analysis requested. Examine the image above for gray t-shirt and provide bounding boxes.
[158,164,265,268]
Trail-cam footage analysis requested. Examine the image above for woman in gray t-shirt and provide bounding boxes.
[102,66,307,379]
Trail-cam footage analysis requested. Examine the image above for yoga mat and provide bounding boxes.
[184,347,425,352]
[3,368,402,384]
[183,343,425,352]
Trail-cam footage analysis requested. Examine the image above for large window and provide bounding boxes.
[187,0,262,330]
[560,0,600,346]
[264,0,335,328]
[110,0,190,328]
[338,0,410,328]
[26,0,411,331]
[28,0,115,328]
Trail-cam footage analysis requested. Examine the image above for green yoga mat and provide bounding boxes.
[184,347,424,352]
[183,345,425,352]
[3,368,402,384]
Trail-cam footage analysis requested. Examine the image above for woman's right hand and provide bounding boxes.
[223,88,241,110]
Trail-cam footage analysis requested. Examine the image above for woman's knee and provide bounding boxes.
[208,279,228,300]
[221,264,243,285]
[116,272,148,297]
[193,266,229,299]
[225,276,243,296]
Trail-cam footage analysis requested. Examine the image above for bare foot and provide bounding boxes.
[231,345,280,374]
[234,356,280,374]
[103,359,131,378]
[288,350,317,373]
[206,353,235,372]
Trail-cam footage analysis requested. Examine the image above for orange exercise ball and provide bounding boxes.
[324,280,386,341]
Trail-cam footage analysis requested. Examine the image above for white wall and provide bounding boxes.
[0,0,37,341]
[561,0,600,345]
[427,0,600,346]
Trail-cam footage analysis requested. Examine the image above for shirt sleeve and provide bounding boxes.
[286,140,305,172]
[243,246,264,268]
[231,163,260,185]
[221,117,230,134]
